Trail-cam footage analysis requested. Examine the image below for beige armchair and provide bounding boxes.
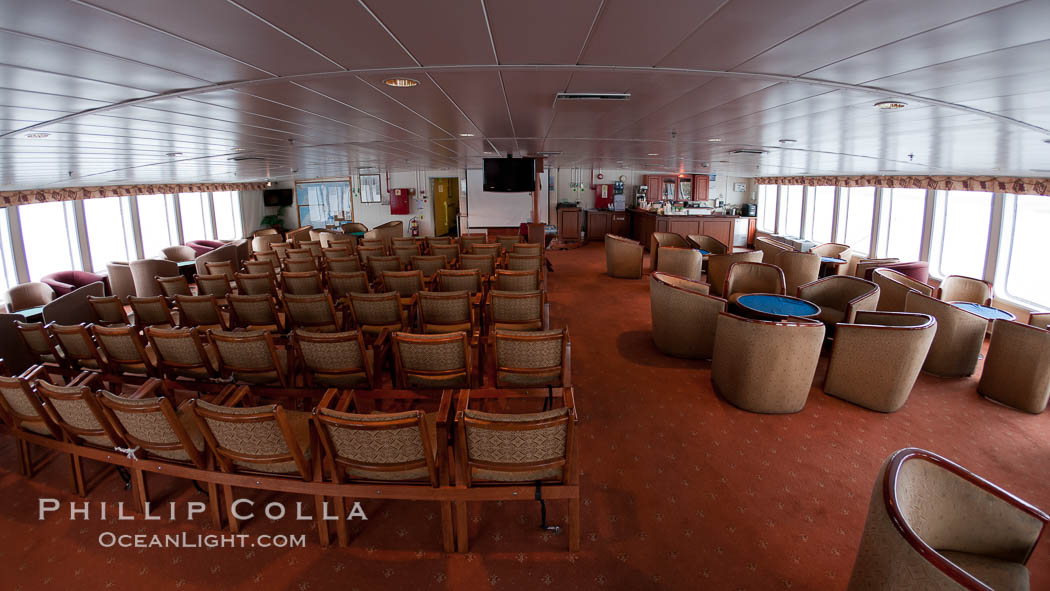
[797,275,879,327]
[194,243,238,277]
[130,258,179,298]
[285,225,313,246]
[937,275,993,306]
[106,262,136,303]
[1029,312,1050,330]
[340,222,368,234]
[251,234,283,253]
[905,291,987,378]
[775,251,821,295]
[872,267,934,312]
[655,246,703,280]
[605,234,643,279]
[825,311,937,412]
[810,242,852,265]
[649,232,689,272]
[370,221,404,252]
[160,245,196,262]
[253,228,279,237]
[853,257,899,280]
[686,234,729,255]
[711,313,825,413]
[755,236,794,262]
[6,282,54,312]
[724,262,786,305]
[847,448,1048,591]
[978,320,1050,413]
[706,250,763,297]
[650,272,725,359]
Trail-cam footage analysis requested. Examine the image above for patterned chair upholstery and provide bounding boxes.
[380,270,426,301]
[393,246,420,269]
[411,255,448,280]
[824,311,937,413]
[711,313,826,414]
[48,323,107,371]
[15,321,66,366]
[283,293,343,333]
[470,243,500,259]
[418,291,474,335]
[0,367,63,442]
[775,251,822,295]
[649,232,689,272]
[322,246,353,261]
[36,377,125,450]
[234,272,278,297]
[161,245,197,262]
[488,290,546,332]
[270,242,293,260]
[650,272,725,360]
[605,234,643,279]
[283,256,317,273]
[348,292,405,336]
[1029,312,1050,330]
[495,269,541,292]
[285,225,313,247]
[175,295,229,331]
[245,257,280,277]
[189,398,312,477]
[327,271,370,301]
[128,295,176,330]
[872,267,934,312]
[292,329,379,389]
[146,326,220,380]
[686,234,730,255]
[209,330,290,387]
[492,328,568,388]
[392,331,473,389]
[204,260,236,282]
[436,269,482,295]
[706,250,763,297]
[512,242,542,257]
[506,254,543,272]
[312,405,438,485]
[360,238,386,253]
[724,262,786,305]
[798,275,880,327]
[431,244,460,268]
[91,324,157,376]
[326,256,362,273]
[390,237,418,250]
[755,236,794,263]
[369,256,403,280]
[977,320,1050,414]
[156,275,192,301]
[495,234,522,255]
[227,294,284,332]
[299,240,323,259]
[937,275,993,306]
[97,385,207,467]
[847,448,1047,591]
[282,271,325,295]
[655,246,703,280]
[193,244,238,278]
[905,291,987,378]
[194,274,233,304]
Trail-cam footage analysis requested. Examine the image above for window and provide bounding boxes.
[296,181,352,228]
[778,185,803,238]
[757,184,777,232]
[83,197,137,271]
[998,193,1050,307]
[929,190,992,279]
[138,194,179,258]
[804,186,835,244]
[360,174,382,203]
[0,208,19,298]
[19,201,81,280]
[841,187,876,256]
[212,191,243,239]
[178,192,213,242]
[876,188,926,261]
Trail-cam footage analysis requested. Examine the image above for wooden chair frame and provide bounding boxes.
[175,294,231,330]
[15,320,68,367]
[128,295,176,330]
[391,331,475,389]
[87,295,130,325]
[227,294,285,332]
[145,326,220,380]
[291,328,387,390]
[208,329,290,387]
[48,322,108,371]
[91,323,158,377]
[283,292,344,332]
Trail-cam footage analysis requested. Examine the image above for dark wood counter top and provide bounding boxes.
[628,208,755,250]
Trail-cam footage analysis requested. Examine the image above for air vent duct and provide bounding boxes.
[555,92,631,101]
[730,149,767,155]
[228,156,264,161]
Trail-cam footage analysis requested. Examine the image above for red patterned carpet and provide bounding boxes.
[1,242,1048,590]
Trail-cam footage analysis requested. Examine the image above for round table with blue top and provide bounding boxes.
[694,248,710,255]
[950,302,1016,321]
[735,293,822,320]
[818,256,847,277]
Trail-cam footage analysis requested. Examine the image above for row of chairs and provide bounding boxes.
[0,366,579,551]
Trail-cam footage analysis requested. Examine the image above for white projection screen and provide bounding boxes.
[465,168,548,228]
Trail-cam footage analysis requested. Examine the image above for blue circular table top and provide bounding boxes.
[820,256,846,264]
[694,248,710,255]
[736,294,821,318]
[952,302,1016,321]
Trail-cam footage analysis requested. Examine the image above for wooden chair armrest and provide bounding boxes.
[19,364,47,381]
[454,388,471,415]
[317,388,340,409]
[70,371,101,389]
[215,384,252,407]
[126,378,163,400]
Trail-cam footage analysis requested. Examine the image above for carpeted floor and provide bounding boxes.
[1,242,1048,590]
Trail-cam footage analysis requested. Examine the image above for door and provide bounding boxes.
[431,178,459,236]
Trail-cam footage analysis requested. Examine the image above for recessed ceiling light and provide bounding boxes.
[23,132,50,139]
[874,100,907,110]
[647,153,659,156]
[384,77,419,88]
[166,152,183,157]
[778,139,797,144]
[232,147,248,152]
[458,133,474,137]
[707,138,723,142]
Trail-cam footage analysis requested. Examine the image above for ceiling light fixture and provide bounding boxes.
[166,152,183,157]
[778,139,797,144]
[384,77,419,88]
[265,180,274,188]
[458,133,474,137]
[231,147,248,152]
[647,153,659,156]
[23,132,50,139]
[707,138,723,142]
[874,100,907,110]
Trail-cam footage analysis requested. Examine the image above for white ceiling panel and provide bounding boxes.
[579,0,726,67]
[486,0,603,65]
[364,0,496,66]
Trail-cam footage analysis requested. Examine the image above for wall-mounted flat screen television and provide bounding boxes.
[483,157,536,192]
[263,188,293,206]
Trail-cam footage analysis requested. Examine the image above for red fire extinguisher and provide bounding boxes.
[410,217,420,237]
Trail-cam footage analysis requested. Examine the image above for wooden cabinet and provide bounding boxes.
[557,207,583,242]
[700,218,733,247]
[586,210,609,242]
[629,209,745,251]
[693,175,710,201]
[610,212,629,237]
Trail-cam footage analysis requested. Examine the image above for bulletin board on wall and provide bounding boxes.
[294,179,354,228]
[464,168,549,228]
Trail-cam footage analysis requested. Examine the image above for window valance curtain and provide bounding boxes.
[755,175,1050,197]
[0,182,268,207]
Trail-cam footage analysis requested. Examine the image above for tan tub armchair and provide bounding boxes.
[872,267,934,312]
[797,275,879,327]
[853,257,899,280]
[686,234,729,255]
[161,245,196,262]
[605,234,643,279]
[106,262,136,303]
[6,282,54,313]
[905,291,987,378]
[706,250,763,297]
[1029,312,1050,330]
[824,311,937,412]
[847,448,1048,591]
[711,313,825,413]
[649,232,689,272]
[724,262,786,305]
[655,246,703,280]
[755,236,794,262]
[937,275,993,306]
[130,258,179,298]
[650,272,725,359]
[775,251,821,294]
[810,242,852,273]
[978,320,1050,413]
